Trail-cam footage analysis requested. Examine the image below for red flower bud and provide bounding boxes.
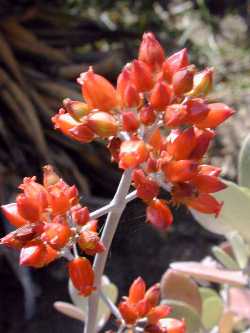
[117,67,131,99]
[132,169,159,203]
[145,283,160,308]
[130,60,153,92]
[150,81,173,110]
[162,160,198,183]
[87,111,118,138]
[147,304,171,325]
[119,140,149,169]
[19,177,48,211]
[107,137,122,162]
[119,301,138,325]
[16,194,41,222]
[189,129,215,160]
[167,128,196,160]
[122,111,139,132]
[187,193,223,216]
[185,98,209,124]
[1,231,25,249]
[146,199,173,230]
[191,174,226,193]
[138,32,165,71]
[195,103,235,129]
[52,109,80,139]
[20,242,46,267]
[69,124,95,143]
[41,223,72,250]
[172,66,195,96]
[78,67,117,111]
[199,164,221,177]
[162,49,189,82]
[47,185,71,215]
[128,277,146,304]
[68,257,95,296]
[164,104,188,128]
[122,84,141,108]
[139,105,156,125]
[148,129,165,152]
[1,203,27,228]
[63,99,91,120]
[72,206,90,226]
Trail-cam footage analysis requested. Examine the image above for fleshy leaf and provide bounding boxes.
[53,301,84,321]
[161,299,203,333]
[211,246,239,270]
[227,231,248,269]
[191,181,250,242]
[69,275,118,331]
[238,133,250,188]
[201,295,223,329]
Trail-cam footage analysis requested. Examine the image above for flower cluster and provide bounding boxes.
[118,277,185,333]
[52,32,234,231]
[1,165,104,296]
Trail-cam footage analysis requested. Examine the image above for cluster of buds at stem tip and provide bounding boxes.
[117,276,186,332]
[52,31,234,231]
[1,165,105,296]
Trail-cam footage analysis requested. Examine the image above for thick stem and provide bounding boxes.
[84,169,133,333]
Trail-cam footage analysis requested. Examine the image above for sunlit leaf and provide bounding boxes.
[170,262,248,287]
[227,231,248,269]
[201,295,223,329]
[212,246,239,270]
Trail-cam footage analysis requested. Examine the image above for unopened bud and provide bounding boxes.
[87,111,118,138]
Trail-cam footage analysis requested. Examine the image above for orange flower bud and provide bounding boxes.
[1,203,27,228]
[14,222,44,243]
[42,244,59,266]
[68,257,95,296]
[145,283,160,308]
[122,111,139,132]
[19,177,48,211]
[128,277,146,304]
[172,66,195,96]
[146,155,158,173]
[162,49,189,82]
[146,199,173,230]
[63,98,91,120]
[160,318,186,333]
[119,301,138,325]
[162,160,198,183]
[187,193,223,216]
[138,32,165,71]
[164,104,188,128]
[195,103,235,129]
[47,185,71,215]
[150,81,173,110]
[69,123,95,143]
[130,60,153,92]
[119,140,149,169]
[87,112,118,138]
[185,98,209,124]
[147,304,171,325]
[122,84,141,108]
[82,220,98,233]
[41,223,72,250]
[139,105,156,125]
[188,67,213,97]
[117,67,131,98]
[72,206,90,226]
[132,169,159,203]
[20,242,46,267]
[167,128,196,160]
[16,194,41,222]
[77,230,105,255]
[148,128,165,152]
[78,67,117,111]
[191,174,226,193]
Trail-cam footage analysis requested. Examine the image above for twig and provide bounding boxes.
[84,169,133,333]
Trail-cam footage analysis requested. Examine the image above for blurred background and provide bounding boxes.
[0,0,249,332]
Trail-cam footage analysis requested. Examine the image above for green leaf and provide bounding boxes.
[191,181,250,242]
[212,246,239,270]
[68,275,118,331]
[227,231,248,269]
[161,299,203,333]
[201,295,223,329]
[199,287,219,302]
[239,133,250,188]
